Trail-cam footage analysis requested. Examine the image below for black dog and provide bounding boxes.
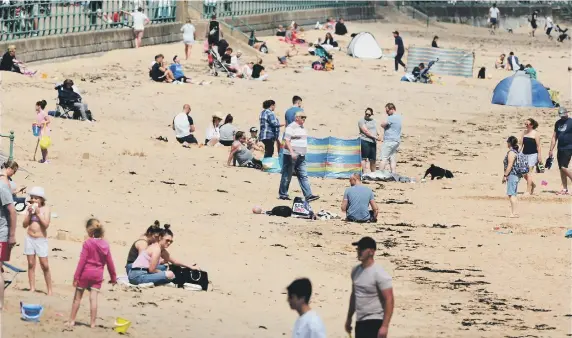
[423,164,454,180]
[477,67,486,79]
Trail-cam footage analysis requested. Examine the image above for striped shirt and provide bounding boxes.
[283,122,307,156]
[259,109,280,141]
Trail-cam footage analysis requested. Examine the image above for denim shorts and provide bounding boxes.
[506,174,520,196]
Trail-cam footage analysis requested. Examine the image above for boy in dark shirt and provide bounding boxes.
[393,31,406,72]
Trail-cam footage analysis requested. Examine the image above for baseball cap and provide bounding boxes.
[558,107,568,116]
[352,236,376,250]
[249,127,258,133]
[392,30,399,35]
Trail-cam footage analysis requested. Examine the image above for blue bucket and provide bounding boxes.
[20,302,44,322]
[32,125,41,137]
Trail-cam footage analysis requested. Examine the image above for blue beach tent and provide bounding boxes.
[491,71,554,108]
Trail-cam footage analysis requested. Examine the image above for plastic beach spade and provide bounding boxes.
[114,317,131,334]
[20,302,43,322]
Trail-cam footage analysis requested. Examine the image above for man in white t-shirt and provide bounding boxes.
[128,7,150,48]
[545,16,554,40]
[172,104,197,146]
[287,278,326,338]
[488,3,500,33]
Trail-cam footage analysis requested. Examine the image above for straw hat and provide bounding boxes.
[212,112,224,120]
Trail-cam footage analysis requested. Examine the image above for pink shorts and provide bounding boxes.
[76,278,102,290]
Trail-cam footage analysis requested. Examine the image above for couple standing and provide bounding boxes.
[359,103,402,174]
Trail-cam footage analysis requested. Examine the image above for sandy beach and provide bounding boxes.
[0,15,570,338]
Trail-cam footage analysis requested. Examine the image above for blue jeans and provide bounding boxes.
[279,154,312,198]
[128,268,171,286]
[125,264,167,276]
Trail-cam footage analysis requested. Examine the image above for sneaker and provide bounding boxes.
[306,195,320,202]
[279,196,291,201]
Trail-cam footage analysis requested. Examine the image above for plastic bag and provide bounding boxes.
[39,136,51,150]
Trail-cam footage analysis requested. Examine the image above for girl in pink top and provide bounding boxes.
[67,218,117,328]
[34,100,51,164]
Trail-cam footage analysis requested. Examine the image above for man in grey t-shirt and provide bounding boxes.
[358,108,378,173]
[379,103,402,173]
[341,174,378,222]
[345,237,394,338]
[0,181,17,316]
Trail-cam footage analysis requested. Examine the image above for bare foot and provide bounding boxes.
[509,214,519,218]
[531,182,536,195]
[65,321,75,328]
[90,323,96,329]
[47,290,53,296]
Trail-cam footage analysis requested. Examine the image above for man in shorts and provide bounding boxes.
[358,108,378,173]
[545,16,554,40]
[0,181,17,315]
[128,7,149,48]
[379,103,402,173]
[549,107,572,195]
[345,237,394,338]
[489,3,500,34]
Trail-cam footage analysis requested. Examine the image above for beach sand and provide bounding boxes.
[0,17,570,338]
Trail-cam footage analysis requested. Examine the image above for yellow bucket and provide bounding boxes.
[114,317,131,334]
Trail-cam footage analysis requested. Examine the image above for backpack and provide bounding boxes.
[512,150,529,175]
[266,206,292,217]
[292,197,314,219]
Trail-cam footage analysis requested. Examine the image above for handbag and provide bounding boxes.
[169,265,209,291]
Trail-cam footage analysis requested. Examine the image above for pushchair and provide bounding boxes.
[418,59,437,83]
[556,25,569,42]
[208,47,232,77]
[314,45,333,62]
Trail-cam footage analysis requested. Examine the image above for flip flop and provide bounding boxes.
[556,189,570,196]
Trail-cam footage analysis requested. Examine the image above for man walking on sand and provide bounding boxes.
[0,178,18,335]
[279,111,319,202]
[345,236,394,338]
[392,31,406,72]
[549,107,572,195]
[379,103,402,173]
[287,278,326,338]
[489,3,500,34]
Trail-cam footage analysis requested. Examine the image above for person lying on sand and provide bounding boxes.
[169,55,209,85]
[276,45,299,68]
[341,174,378,223]
[227,131,263,169]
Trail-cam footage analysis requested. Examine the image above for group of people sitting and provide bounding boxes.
[206,38,269,80]
[0,45,36,76]
[495,52,537,79]
[313,17,348,36]
[149,53,208,85]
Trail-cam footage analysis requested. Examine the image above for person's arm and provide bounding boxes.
[503,152,516,182]
[189,124,195,133]
[345,285,356,333]
[22,208,32,228]
[144,16,150,25]
[341,189,349,212]
[379,288,394,338]
[227,143,239,166]
[379,120,389,129]
[35,206,51,229]
[172,117,176,131]
[147,246,162,273]
[549,130,557,156]
[519,133,525,153]
[369,199,378,220]
[106,246,117,284]
[162,250,199,270]
[359,123,376,140]
[536,133,542,163]
[73,242,89,284]
[268,113,280,128]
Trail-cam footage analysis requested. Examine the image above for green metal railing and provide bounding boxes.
[201,0,371,19]
[0,0,176,41]
[0,131,15,161]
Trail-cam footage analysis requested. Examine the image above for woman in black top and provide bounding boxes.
[520,118,542,195]
[431,36,439,48]
[0,46,35,75]
[125,221,164,274]
[323,32,338,48]
[251,59,268,80]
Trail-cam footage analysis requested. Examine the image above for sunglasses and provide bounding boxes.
[300,116,307,119]
[365,113,373,117]
[165,239,174,244]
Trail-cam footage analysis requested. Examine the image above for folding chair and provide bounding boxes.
[3,262,26,288]
[55,97,75,119]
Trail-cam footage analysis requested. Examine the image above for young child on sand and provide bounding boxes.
[22,186,52,295]
[67,219,117,328]
[34,100,51,164]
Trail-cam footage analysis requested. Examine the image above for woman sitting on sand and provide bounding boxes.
[227,131,263,169]
[125,221,164,274]
[128,225,200,286]
[219,114,238,147]
[251,59,269,81]
[322,32,338,50]
[495,53,506,69]
[205,112,223,146]
[240,62,254,79]
[0,45,36,76]
[431,36,439,48]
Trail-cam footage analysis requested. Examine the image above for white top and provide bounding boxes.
[131,12,148,31]
[292,310,326,338]
[489,7,500,19]
[283,122,308,156]
[230,55,240,68]
[181,23,196,42]
[205,124,220,140]
[173,113,192,138]
[546,17,554,29]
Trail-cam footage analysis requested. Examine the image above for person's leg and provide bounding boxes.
[138,30,144,48]
[507,175,519,217]
[89,289,98,328]
[561,169,569,191]
[262,139,274,158]
[67,288,85,326]
[389,142,399,173]
[360,140,369,173]
[557,150,572,192]
[279,154,294,198]
[26,254,36,292]
[355,320,383,338]
[73,102,88,120]
[38,256,52,296]
[137,270,174,286]
[295,156,313,199]
[369,142,377,172]
[185,44,190,60]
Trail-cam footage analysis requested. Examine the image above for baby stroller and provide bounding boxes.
[208,47,232,77]
[418,59,438,83]
[314,45,333,62]
[556,25,569,42]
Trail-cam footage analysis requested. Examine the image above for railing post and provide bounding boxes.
[8,131,14,162]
